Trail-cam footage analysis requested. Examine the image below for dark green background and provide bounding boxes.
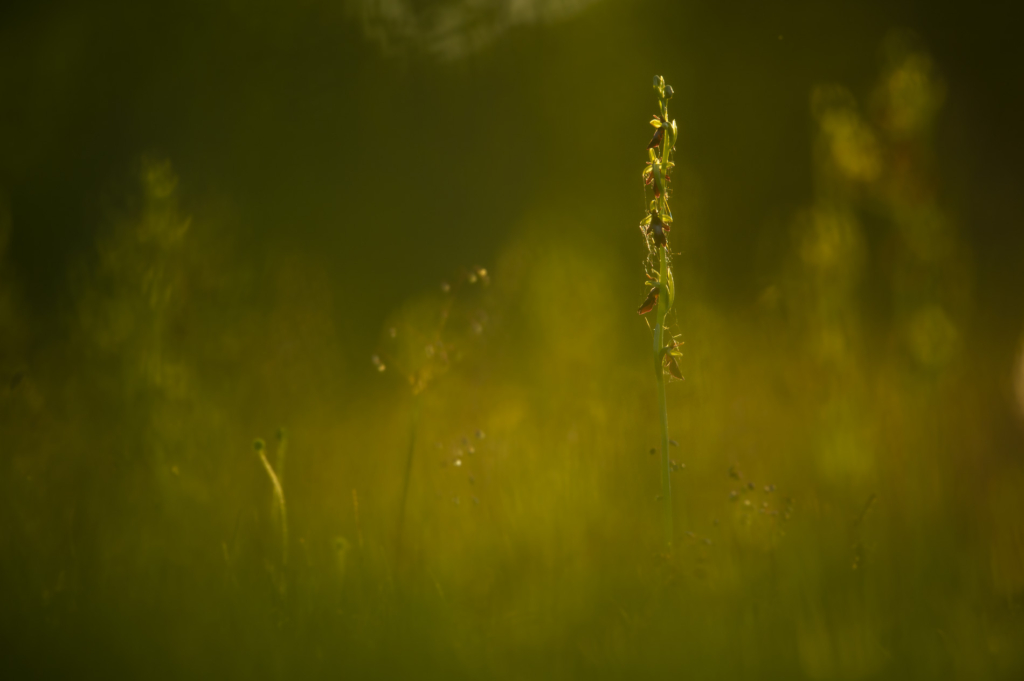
[5,0,1022,350]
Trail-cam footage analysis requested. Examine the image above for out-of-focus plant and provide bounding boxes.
[75,158,197,498]
[254,437,288,594]
[78,158,191,396]
[637,76,683,549]
[871,35,962,373]
[372,266,490,560]
[351,0,602,60]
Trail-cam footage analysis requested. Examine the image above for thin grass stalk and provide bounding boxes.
[255,439,288,567]
[395,393,420,562]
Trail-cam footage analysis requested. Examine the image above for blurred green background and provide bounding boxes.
[2,0,1024,678]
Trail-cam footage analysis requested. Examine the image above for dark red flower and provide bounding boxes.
[647,124,665,151]
[637,287,659,315]
[645,211,670,248]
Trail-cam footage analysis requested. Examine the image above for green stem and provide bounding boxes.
[396,393,420,562]
[654,246,673,549]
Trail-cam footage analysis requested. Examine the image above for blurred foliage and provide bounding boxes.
[2,1,1024,679]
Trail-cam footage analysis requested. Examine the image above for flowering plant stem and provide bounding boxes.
[655,247,672,549]
[638,75,680,550]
